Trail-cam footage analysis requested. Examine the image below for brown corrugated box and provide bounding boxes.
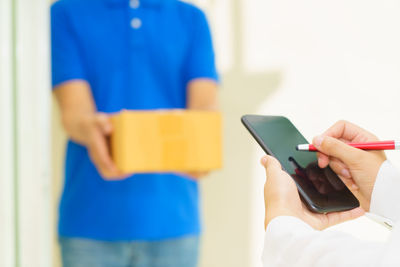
[111,110,223,173]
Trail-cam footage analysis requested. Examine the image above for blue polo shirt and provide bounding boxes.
[51,0,218,241]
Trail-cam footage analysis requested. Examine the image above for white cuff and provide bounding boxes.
[370,160,400,222]
[265,216,314,236]
[263,216,315,264]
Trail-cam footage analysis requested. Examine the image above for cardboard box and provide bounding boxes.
[111,110,223,173]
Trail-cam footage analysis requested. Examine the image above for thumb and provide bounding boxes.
[261,155,282,178]
[95,113,113,135]
[313,135,362,166]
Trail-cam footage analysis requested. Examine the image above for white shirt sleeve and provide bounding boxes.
[262,216,400,267]
[370,160,400,222]
[262,160,400,267]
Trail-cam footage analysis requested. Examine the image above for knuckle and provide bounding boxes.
[338,119,351,127]
[100,158,110,168]
[371,133,379,141]
[97,113,110,123]
[321,137,332,150]
[85,115,97,126]
[334,120,346,128]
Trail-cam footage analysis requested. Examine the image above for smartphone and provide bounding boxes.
[241,115,359,213]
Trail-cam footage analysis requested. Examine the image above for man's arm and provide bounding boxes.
[187,79,218,110]
[184,78,218,179]
[53,80,123,179]
[263,216,399,267]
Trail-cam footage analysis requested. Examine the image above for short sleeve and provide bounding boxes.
[184,8,219,84]
[51,2,87,88]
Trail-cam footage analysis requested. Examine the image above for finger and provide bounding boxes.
[184,172,209,179]
[91,139,114,170]
[322,120,357,140]
[316,152,330,168]
[323,120,362,141]
[329,161,356,188]
[332,168,360,192]
[91,151,120,178]
[103,173,131,181]
[313,135,363,166]
[329,158,351,179]
[327,156,360,190]
[323,207,365,228]
[188,173,199,179]
[95,113,113,135]
[323,120,378,142]
[89,133,120,176]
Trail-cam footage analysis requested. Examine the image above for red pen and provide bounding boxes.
[296,140,400,152]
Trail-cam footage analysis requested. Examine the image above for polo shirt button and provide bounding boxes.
[130,0,140,9]
[131,18,142,29]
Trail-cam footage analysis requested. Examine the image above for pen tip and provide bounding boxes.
[295,145,300,151]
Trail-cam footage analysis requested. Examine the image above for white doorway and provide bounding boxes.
[0,0,52,266]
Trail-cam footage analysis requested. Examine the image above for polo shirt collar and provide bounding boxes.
[106,0,169,8]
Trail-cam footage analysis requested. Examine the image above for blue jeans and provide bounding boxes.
[59,236,199,267]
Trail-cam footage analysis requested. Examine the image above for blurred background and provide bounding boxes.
[1,0,400,266]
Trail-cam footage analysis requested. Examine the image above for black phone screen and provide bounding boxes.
[242,115,359,213]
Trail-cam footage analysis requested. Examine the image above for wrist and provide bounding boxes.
[363,157,386,209]
[80,113,99,145]
[265,204,299,229]
[62,111,97,146]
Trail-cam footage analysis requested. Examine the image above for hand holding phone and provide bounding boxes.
[261,154,364,229]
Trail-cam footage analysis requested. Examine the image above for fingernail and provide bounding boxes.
[318,157,323,167]
[314,135,324,147]
[341,169,350,178]
[261,157,268,165]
